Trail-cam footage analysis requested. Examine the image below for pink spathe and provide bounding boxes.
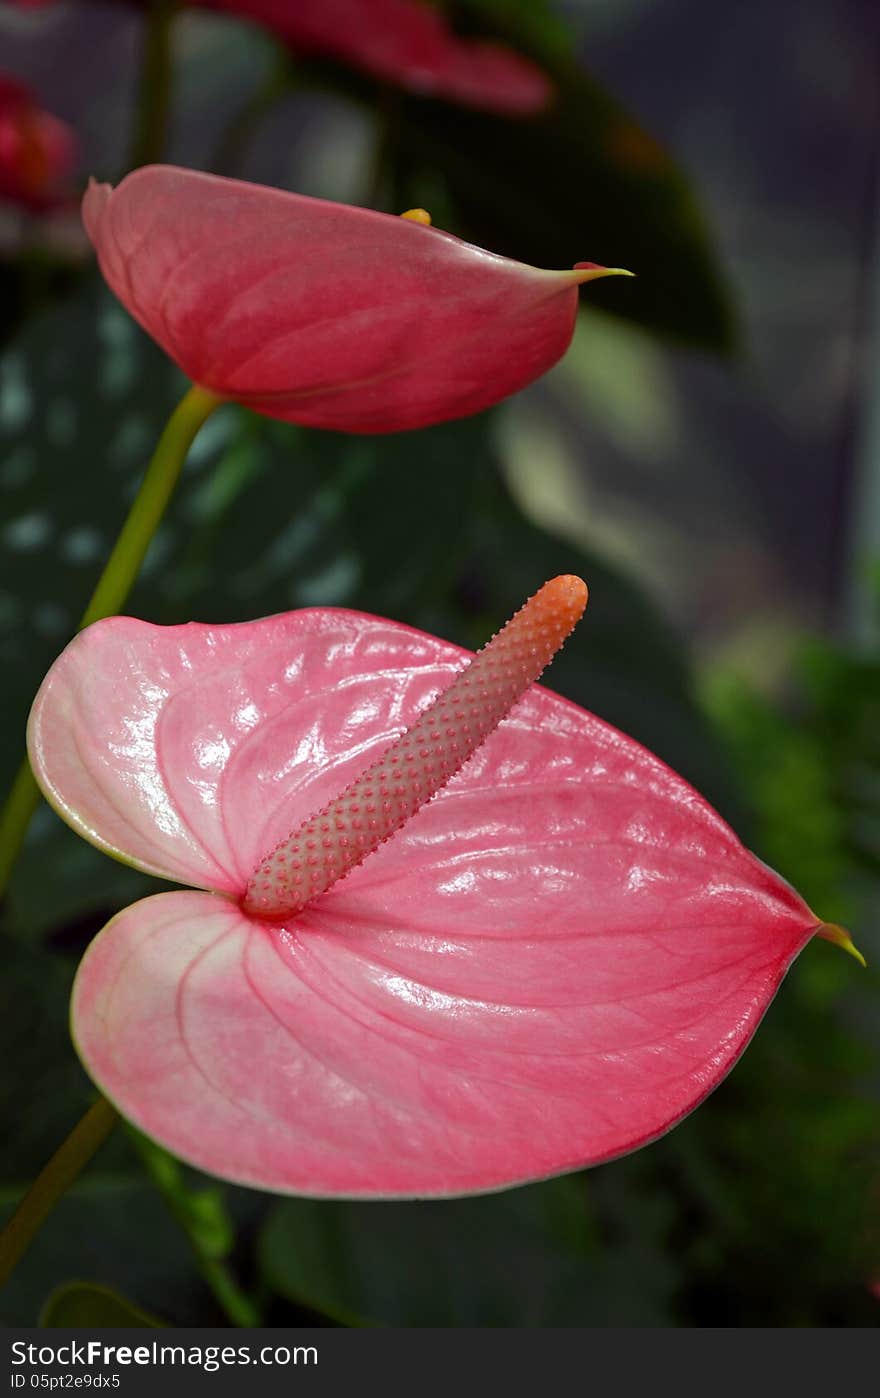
[14,0,552,114]
[28,594,820,1197]
[205,0,554,114]
[82,166,624,434]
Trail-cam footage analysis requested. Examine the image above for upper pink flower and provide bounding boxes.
[204,0,553,114]
[27,579,829,1197]
[13,0,551,114]
[82,165,623,434]
[0,75,77,214]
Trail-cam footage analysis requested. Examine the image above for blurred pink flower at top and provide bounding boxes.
[208,0,553,114]
[83,164,627,434]
[11,0,552,114]
[0,75,77,214]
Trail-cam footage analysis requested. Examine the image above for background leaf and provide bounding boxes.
[40,1281,163,1328]
[0,1173,195,1327]
[259,1175,678,1327]
[390,55,735,352]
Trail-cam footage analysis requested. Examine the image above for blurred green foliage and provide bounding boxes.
[706,611,880,926]
[259,1177,677,1326]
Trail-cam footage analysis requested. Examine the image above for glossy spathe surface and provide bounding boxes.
[29,607,819,1196]
[244,576,588,917]
[81,165,609,434]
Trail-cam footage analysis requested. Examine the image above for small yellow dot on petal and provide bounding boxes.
[400,208,432,225]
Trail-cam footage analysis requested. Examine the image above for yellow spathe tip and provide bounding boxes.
[818,922,867,968]
[400,208,432,225]
[573,263,636,284]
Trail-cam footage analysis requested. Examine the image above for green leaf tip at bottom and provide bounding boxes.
[40,1280,164,1328]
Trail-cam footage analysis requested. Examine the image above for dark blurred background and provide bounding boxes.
[1,0,878,1328]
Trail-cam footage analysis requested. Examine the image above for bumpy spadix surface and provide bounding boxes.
[29,601,820,1197]
[245,576,587,917]
[82,165,620,434]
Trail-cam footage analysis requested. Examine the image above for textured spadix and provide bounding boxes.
[82,165,628,434]
[245,575,587,917]
[29,593,824,1197]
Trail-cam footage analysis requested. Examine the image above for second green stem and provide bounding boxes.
[0,1098,118,1290]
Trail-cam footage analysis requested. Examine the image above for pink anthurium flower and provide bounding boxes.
[13,0,551,114]
[203,0,554,114]
[27,578,850,1198]
[0,74,77,214]
[82,165,627,434]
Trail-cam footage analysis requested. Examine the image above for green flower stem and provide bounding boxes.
[130,1133,262,1327]
[0,1098,118,1290]
[0,1100,259,1328]
[0,761,41,906]
[78,384,221,627]
[129,0,179,169]
[0,382,222,900]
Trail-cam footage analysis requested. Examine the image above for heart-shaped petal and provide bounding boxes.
[33,608,820,1195]
[82,166,619,434]
[71,842,812,1196]
[28,610,473,893]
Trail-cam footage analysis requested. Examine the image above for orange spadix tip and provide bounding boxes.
[538,574,589,617]
[400,208,432,225]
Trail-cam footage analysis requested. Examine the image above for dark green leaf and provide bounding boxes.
[0,939,96,1184]
[259,1174,677,1326]
[0,1174,198,1327]
[392,53,735,352]
[448,466,745,827]
[1,278,210,935]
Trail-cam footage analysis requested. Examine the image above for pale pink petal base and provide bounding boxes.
[72,869,812,1197]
